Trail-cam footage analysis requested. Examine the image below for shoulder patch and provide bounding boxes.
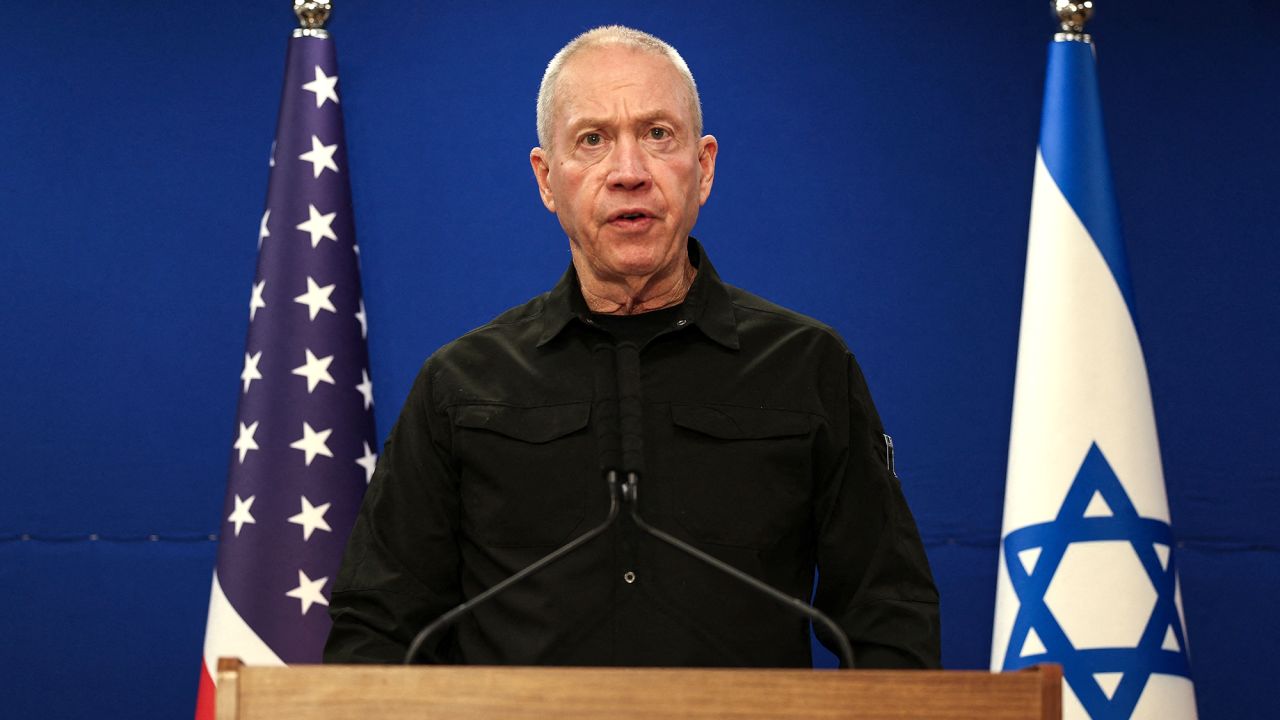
[883,433,897,478]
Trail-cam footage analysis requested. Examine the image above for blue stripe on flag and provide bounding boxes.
[1039,40,1136,315]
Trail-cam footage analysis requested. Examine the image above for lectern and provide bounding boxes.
[216,657,1060,719]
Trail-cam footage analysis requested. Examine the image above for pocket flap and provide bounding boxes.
[670,404,810,440]
[454,403,590,443]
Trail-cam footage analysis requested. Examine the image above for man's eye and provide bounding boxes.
[583,133,602,146]
[649,127,667,140]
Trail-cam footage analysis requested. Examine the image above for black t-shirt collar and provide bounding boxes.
[535,237,740,350]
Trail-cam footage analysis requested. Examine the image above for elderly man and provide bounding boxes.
[324,25,940,669]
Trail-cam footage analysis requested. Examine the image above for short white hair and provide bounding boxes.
[536,25,703,149]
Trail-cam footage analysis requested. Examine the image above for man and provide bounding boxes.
[324,25,940,668]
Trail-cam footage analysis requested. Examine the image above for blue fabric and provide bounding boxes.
[1039,39,1137,316]
[1,2,1276,718]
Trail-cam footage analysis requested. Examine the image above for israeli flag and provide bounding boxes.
[990,36,1198,719]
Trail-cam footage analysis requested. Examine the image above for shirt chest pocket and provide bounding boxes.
[667,404,813,550]
[452,403,592,548]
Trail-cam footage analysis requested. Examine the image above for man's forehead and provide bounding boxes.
[554,47,691,126]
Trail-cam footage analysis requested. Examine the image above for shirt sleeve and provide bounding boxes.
[323,362,462,663]
[811,353,942,669]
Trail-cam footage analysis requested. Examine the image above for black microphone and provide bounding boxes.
[593,343,623,476]
[611,342,857,669]
[402,343,625,665]
[614,341,645,478]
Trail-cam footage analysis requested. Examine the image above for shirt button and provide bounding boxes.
[623,571,637,584]
[675,319,687,327]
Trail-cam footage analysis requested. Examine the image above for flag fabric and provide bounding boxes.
[195,29,374,719]
[990,35,1197,719]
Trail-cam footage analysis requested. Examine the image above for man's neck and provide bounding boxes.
[577,257,697,316]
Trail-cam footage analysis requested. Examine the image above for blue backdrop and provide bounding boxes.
[2,2,1276,719]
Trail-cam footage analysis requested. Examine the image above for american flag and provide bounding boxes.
[194,28,374,719]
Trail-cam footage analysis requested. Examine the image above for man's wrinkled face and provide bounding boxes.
[531,45,717,283]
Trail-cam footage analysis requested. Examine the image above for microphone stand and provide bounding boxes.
[611,340,856,668]
[402,470,622,664]
[403,343,856,669]
[621,473,857,670]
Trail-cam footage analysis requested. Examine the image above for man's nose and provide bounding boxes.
[606,136,650,191]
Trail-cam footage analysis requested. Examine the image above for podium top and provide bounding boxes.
[216,658,1061,720]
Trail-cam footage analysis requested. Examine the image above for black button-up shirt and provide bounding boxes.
[324,239,940,668]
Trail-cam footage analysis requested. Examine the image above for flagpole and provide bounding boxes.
[1052,0,1093,43]
[293,0,332,39]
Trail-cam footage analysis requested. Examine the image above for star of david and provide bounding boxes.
[1002,443,1191,718]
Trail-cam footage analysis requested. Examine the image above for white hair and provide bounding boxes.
[535,25,703,149]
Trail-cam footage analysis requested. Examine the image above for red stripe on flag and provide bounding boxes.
[194,660,216,720]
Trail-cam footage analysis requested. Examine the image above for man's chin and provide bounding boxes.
[571,232,687,282]
[600,250,678,280]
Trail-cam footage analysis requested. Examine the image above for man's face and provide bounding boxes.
[531,45,717,283]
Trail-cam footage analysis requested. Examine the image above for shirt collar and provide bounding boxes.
[535,237,741,350]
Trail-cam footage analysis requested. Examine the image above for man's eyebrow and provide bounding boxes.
[565,116,608,132]
[565,111,683,132]
[634,111,681,127]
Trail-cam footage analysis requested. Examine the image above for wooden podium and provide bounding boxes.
[216,657,1060,719]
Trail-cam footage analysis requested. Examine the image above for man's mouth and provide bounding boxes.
[607,210,658,232]
[604,211,655,234]
[610,209,653,222]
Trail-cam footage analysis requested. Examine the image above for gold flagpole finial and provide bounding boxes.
[1053,0,1094,43]
[293,0,332,38]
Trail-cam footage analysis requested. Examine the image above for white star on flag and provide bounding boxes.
[289,422,333,466]
[241,351,263,393]
[249,280,266,321]
[287,496,332,541]
[233,421,260,463]
[298,135,339,178]
[296,204,338,248]
[284,570,330,615]
[227,494,257,537]
[293,276,337,321]
[292,349,336,393]
[356,368,374,409]
[355,299,367,339]
[356,441,378,484]
[258,209,271,248]
[301,65,339,107]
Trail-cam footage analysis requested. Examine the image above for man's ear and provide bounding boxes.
[530,147,557,213]
[696,135,718,206]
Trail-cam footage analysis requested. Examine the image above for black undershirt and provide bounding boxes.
[588,304,684,348]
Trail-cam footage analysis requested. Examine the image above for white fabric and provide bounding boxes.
[201,570,284,686]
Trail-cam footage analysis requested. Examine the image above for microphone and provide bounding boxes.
[593,343,623,475]
[614,341,645,478]
[611,342,857,669]
[402,343,625,665]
